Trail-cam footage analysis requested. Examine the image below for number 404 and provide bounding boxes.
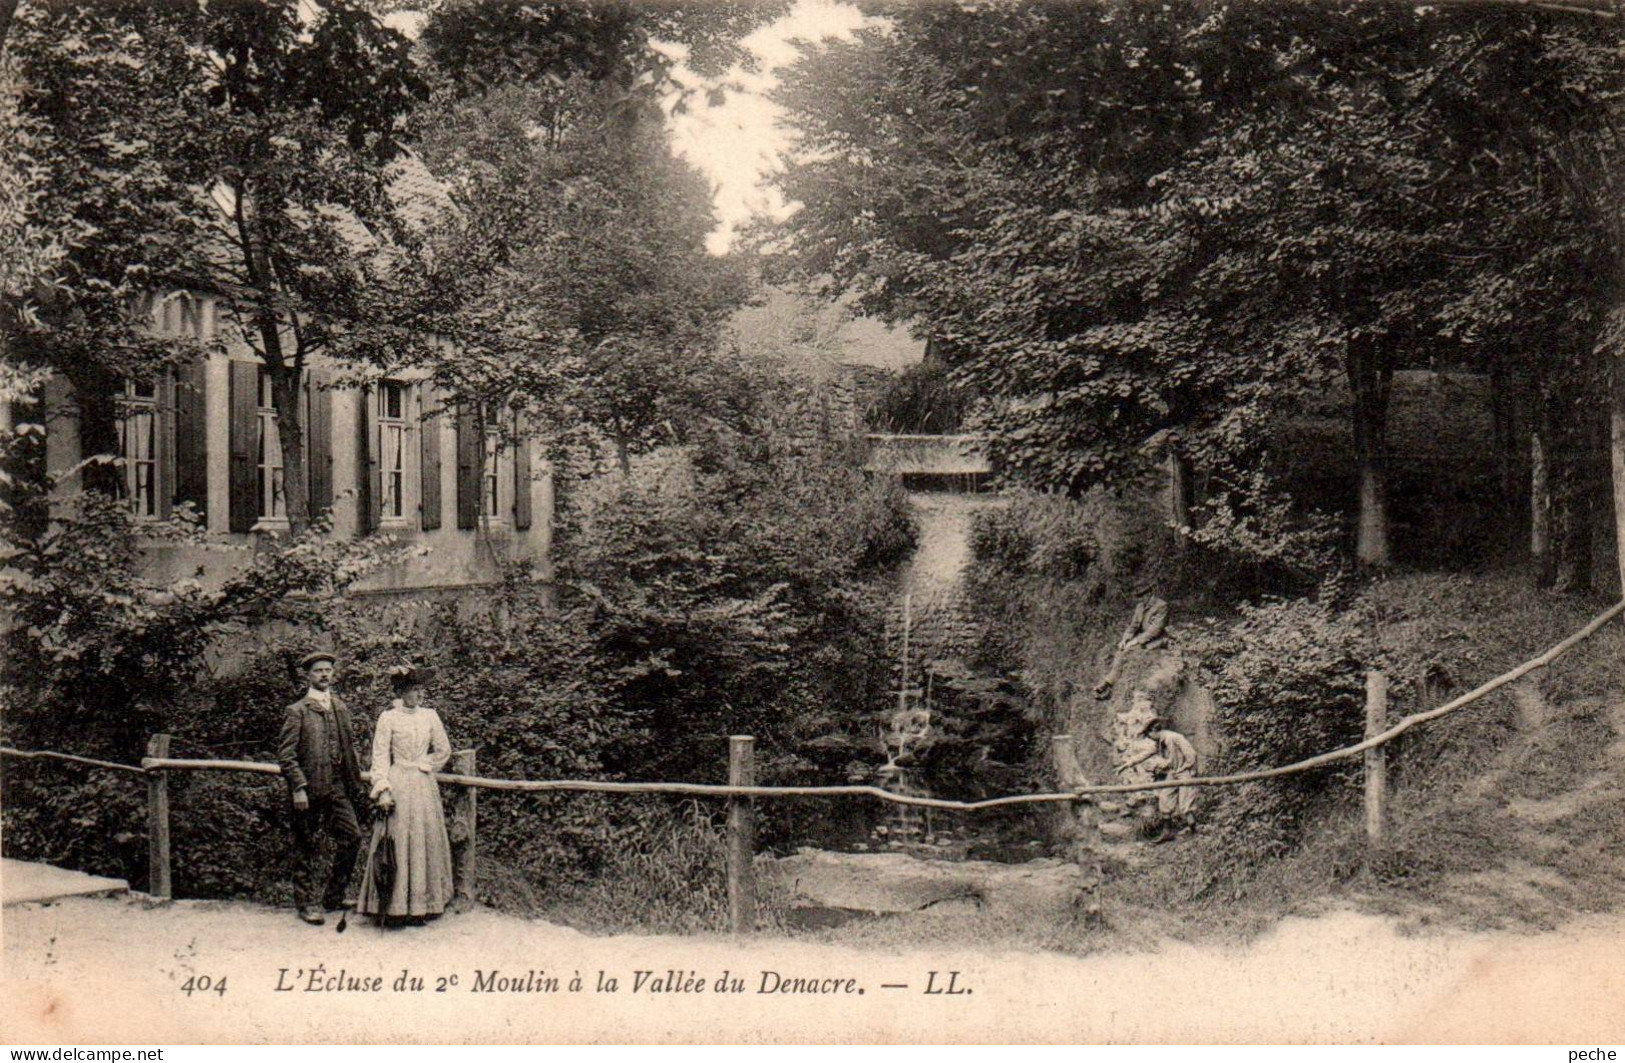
[180,974,227,997]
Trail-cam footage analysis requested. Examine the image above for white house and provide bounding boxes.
[34,288,553,595]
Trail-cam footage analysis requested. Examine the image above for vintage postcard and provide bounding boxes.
[4,0,1625,1046]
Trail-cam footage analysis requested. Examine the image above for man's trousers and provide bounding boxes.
[290,792,361,910]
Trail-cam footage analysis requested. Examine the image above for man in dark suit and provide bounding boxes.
[276,650,366,926]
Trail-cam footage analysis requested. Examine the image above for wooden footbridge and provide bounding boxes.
[863,433,991,487]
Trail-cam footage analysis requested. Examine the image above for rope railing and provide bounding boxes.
[5,599,1622,929]
[0,747,148,775]
[6,599,1622,807]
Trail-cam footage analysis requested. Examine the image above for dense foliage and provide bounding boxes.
[409,78,751,475]
[769,1,1621,577]
[1,406,918,906]
[1182,599,1370,885]
[865,359,968,435]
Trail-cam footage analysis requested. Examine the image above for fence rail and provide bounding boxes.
[5,599,1621,931]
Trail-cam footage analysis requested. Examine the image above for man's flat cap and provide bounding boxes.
[299,650,337,669]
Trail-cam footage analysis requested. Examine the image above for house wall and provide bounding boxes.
[41,290,552,595]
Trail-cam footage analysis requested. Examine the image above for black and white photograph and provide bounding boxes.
[2,0,1625,1045]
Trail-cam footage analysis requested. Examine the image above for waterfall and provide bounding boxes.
[875,489,1009,850]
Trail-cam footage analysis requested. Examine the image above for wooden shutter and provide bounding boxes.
[305,368,334,516]
[358,384,380,534]
[174,357,207,518]
[512,409,532,531]
[419,384,442,530]
[227,361,258,533]
[156,371,176,520]
[454,403,479,530]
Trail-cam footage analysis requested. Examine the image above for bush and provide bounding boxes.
[552,801,736,934]
[6,430,914,913]
[0,491,409,895]
[1181,597,1371,892]
[865,360,968,434]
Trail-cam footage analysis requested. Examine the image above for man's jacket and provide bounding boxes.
[275,692,366,806]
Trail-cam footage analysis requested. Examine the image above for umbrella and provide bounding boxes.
[367,805,397,929]
[335,804,395,934]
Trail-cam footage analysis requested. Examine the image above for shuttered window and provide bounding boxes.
[483,426,499,520]
[174,358,207,518]
[454,403,479,530]
[228,361,258,532]
[231,363,327,531]
[305,368,333,515]
[419,385,442,530]
[378,381,409,523]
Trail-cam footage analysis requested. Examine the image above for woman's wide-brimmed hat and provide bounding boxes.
[388,663,434,693]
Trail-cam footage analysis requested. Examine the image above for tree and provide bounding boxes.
[182,0,429,534]
[420,0,791,96]
[8,0,430,535]
[1411,5,1624,591]
[768,2,1616,573]
[4,2,216,500]
[409,78,748,478]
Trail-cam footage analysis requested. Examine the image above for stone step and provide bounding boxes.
[764,848,1093,924]
[2,858,129,906]
[1097,820,1141,843]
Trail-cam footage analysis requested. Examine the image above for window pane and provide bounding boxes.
[256,405,283,520]
[136,462,154,517]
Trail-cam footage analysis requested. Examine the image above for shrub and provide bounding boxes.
[0,489,410,893]
[3,391,916,921]
[865,360,968,434]
[1181,597,1371,892]
[553,801,735,934]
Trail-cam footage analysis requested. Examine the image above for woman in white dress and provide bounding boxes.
[358,665,454,923]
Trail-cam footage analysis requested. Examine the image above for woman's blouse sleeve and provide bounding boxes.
[423,711,452,773]
[369,711,394,798]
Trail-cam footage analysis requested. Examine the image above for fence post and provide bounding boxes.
[726,735,756,935]
[1364,671,1389,847]
[450,749,477,908]
[1051,733,1102,924]
[146,733,172,901]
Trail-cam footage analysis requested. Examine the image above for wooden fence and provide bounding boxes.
[4,599,1621,932]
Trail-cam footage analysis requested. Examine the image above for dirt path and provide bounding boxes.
[5,894,1625,1043]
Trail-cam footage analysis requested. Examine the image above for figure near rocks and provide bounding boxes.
[1094,577,1168,699]
[1110,690,1199,842]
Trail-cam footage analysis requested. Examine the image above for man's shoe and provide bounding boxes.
[299,906,326,926]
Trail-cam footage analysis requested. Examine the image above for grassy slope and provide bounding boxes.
[1106,571,1625,948]
[799,570,1625,954]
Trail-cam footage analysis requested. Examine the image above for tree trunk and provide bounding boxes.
[268,364,308,536]
[1490,362,1528,546]
[1167,448,1193,551]
[1542,377,1595,596]
[1612,381,1625,599]
[1348,335,1393,568]
[66,360,120,498]
[233,184,309,536]
[1553,468,1593,595]
[1611,306,1625,599]
[1531,418,1553,589]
